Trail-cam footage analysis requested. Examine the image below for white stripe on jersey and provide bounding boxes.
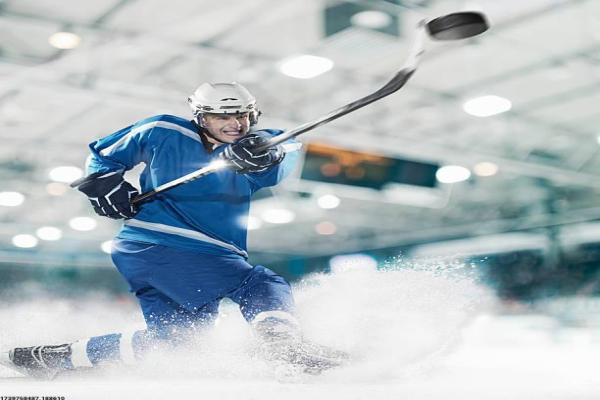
[100,120,201,156]
[124,219,248,258]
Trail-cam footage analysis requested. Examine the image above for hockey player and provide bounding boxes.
[1,82,346,378]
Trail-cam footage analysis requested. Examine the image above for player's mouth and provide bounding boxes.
[222,129,243,136]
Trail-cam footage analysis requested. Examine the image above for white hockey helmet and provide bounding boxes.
[187,82,260,125]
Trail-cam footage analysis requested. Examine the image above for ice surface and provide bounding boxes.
[1,261,599,399]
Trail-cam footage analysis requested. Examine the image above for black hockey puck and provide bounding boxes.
[427,12,489,40]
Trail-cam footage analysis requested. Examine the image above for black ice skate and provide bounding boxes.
[0,344,73,379]
[253,316,350,374]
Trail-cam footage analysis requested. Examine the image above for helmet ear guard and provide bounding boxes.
[249,109,261,126]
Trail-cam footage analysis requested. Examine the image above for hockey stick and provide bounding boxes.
[132,12,488,205]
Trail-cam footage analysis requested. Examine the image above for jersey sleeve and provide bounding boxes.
[244,129,302,190]
[85,117,157,175]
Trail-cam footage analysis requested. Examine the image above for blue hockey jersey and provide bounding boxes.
[86,114,300,258]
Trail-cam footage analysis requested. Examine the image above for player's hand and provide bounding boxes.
[71,172,139,219]
[221,132,285,173]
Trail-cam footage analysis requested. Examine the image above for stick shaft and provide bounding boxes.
[133,23,427,204]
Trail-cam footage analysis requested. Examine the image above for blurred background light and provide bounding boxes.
[12,234,38,248]
[317,194,341,209]
[101,240,113,254]
[239,215,263,230]
[350,11,392,29]
[49,166,83,183]
[69,216,97,231]
[463,95,512,117]
[279,55,334,79]
[473,162,499,177]
[48,32,81,49]
[261,208,296,224]
[315,221,337,235]
[436,165,471,183]
[46,182,69,196]
[0,191,25,207]
[36,226,63,241]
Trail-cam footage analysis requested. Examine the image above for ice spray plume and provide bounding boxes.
[0,257,492,383]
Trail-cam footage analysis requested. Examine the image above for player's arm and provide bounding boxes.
[71,120,154,219]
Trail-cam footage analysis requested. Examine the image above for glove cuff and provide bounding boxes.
[73,171,125,197]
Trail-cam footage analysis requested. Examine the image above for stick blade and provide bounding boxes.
[427,12,489,41]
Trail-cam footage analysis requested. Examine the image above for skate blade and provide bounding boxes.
[0,351,59,381]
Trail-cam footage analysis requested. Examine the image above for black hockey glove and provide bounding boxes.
[71,171,139,219]
[221,132,285,174]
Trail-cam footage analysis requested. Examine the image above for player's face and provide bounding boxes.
[202,113,250,143]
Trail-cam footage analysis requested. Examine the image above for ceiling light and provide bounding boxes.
[315,221,337,235]
[436,165,471,184]
[261,208,295,224]
[101,240,113,254]
[596,135,600,145]
[69,216,97,231]
[350,11,392,29]
[48,32,81,50]
[473,162,499,177]
[46,182,69,196]
[12,234,38,249]
[36,226,62,241]
[49,166,83,183]
[329,253,378,274]
[463,95,512,117]
[0,191,25,207]
[317,194,341,209]
[279,55,334,79]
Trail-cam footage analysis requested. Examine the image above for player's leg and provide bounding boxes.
[226,265,348,373]
[73,292,220,367]
[0,240,220,377]
[0,290,220,377]
[227,265,296,323]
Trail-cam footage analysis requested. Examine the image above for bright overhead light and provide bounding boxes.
[596,135,600,145]
[69,216,97,231]
[101,240,113,254]
[261,208,295,224]
[463,95,512,117]
[350,10,392,29]
[46,182,69,196]
[317,194,341,209]
[473,162,499,177]
[279,55,334,79]
[36,226,62,241]
[12,234,38,249]
[436,165,471,184]
[329,253,378,274]
[315,221,337,235]
[49,166,83,183]
[48,32,81,50]
[0,191,25,207]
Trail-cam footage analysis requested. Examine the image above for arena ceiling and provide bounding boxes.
[1,0,600,266]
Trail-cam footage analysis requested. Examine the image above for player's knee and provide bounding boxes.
[249,265,290,287]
